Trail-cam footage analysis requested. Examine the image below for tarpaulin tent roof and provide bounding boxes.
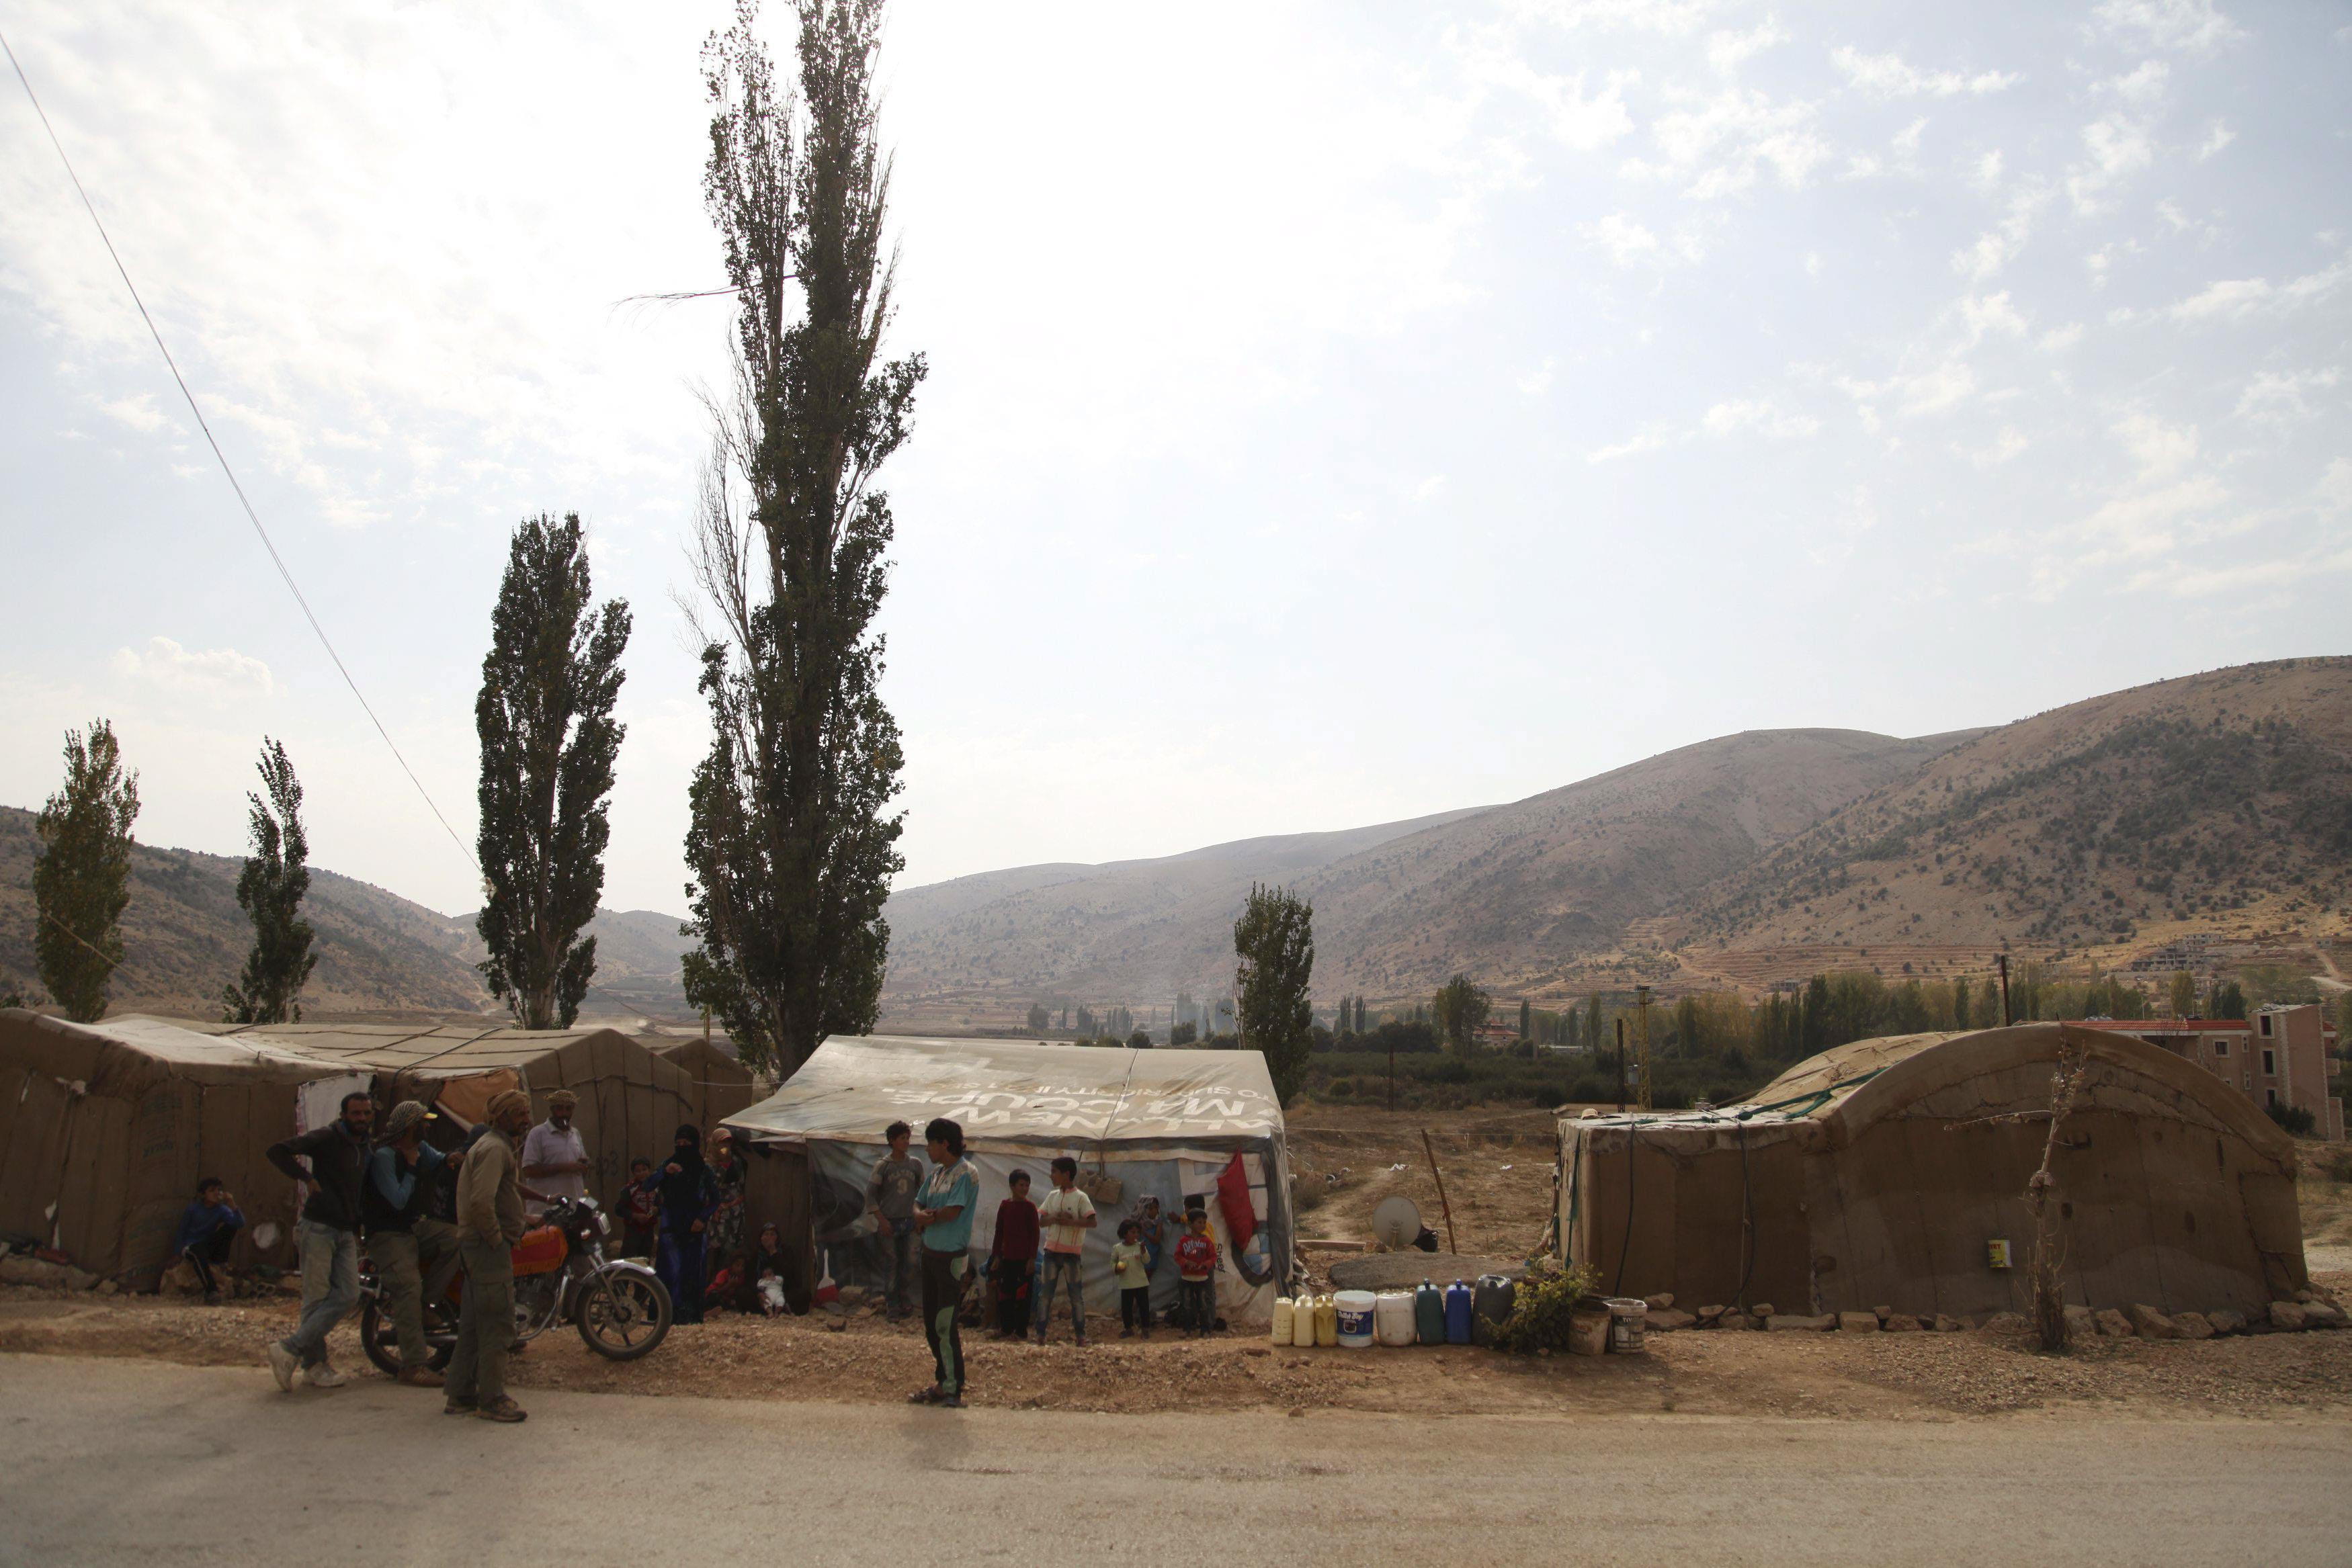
[724,1035,1284,1149]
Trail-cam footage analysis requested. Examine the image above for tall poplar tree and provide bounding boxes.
[681,0,921,1074]
[1234,883,1315,1106]
[34,720,140,1023]
[222,738,317,1024]
[476,512,632,1030]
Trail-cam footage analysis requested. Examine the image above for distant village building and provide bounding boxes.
[2070,1003,2343,1141]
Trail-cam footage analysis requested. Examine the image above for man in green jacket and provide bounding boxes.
[446,1089,532,1424]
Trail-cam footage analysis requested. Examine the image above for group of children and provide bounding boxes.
[984,1158,1222,1344]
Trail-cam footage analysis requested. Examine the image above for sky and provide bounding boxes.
[2,0,2348,918]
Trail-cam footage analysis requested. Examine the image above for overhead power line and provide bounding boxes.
[3,28,474,874]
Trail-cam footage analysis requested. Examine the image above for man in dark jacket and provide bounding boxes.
[264,1090,374,1392]
[364,1100,458,1387]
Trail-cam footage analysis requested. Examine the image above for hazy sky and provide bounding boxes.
[3,0,2347,917]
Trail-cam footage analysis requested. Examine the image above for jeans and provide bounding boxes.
[921,1247,968,1398]
[882,1219,921,1315]
[1121,1286,1151,1333]
[446,1237,514,1405]
[372,1219,458,1368]
[658,1231,707,1323]
[1181,1276,1215,1332]
[282,1221,357,1368]
[1034,1252,1085,1342]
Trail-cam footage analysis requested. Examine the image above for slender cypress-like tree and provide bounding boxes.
[222,738,317,1023]
[1234,883,1315,1106]
[476,512,632,1029]
[34,720,140,1023]
[681,0,921,1075]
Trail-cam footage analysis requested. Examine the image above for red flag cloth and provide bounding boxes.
[1216,1153,1257,1254]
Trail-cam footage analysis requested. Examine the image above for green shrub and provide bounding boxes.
[2266,1100,2317,1137]
[1327,1078,1353,1098]
[1489,1258,1601,1354]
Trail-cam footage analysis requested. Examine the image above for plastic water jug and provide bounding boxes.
[1444,1278,1474,1344]
[1292,1292,1317,1346]
[1335,1289,1376,1347]
[1472,1274,1517,1346]
[1271,1297,1295,1346]
[1413,1279,1445,1345]
[1374,1291,1417,1346]
[1314,1295,1337,1347]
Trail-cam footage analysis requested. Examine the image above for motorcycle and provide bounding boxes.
[357,1194,671,1373]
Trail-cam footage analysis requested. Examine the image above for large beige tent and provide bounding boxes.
[0,1010,712,1287]
[1556,1023,2308,1319]
[650,1034,760,1131]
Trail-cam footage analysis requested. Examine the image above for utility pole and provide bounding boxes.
[1634,983,1654,1111]
[1999,954,2013,1027]
[1614,1018,1627,1112]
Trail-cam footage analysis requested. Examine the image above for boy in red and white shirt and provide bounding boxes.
[1173,1209,1219,1336]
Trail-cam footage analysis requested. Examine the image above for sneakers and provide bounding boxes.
[396,1366,446,1388]
[475,1396,527,1424]
[267,1341,298,1393]
[1119,1327,1133,1339]
[307,1363,347,1389]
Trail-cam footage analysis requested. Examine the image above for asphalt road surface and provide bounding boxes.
[5,1354,2349,1566]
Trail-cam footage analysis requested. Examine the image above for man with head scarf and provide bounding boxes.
[521,1089,591,1219]
[364,1100,459,1387]
[655,1124,718,1324]
[446,1088,533,1423]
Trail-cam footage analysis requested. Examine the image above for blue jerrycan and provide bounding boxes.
[1443,1278,1474,1344]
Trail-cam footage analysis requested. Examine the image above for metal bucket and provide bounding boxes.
[1603,1296,1647,1354]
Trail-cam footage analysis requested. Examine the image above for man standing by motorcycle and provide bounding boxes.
[265,1090,374,1393]
[446,1089,532,1424]
[364,1100,458,1388]
[521,1090,592,1219]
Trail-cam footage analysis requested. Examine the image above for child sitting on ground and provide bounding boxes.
[1173,1209,1219,1336]
[752,1222,790,1317]
[1112,1219,1151,1338]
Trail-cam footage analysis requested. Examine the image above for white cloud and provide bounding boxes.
[1897,361,1976,417]
[1952,183,2047,281]
[2319,458,2352,513]
[1624,87,1830,198]
[1707,17,1789,75]
[1506,0,1722,34]
[2197,120,2235,159]
[2104,60,2171,103]
[1701,398,1820,439]
[1970,427,2029,467]
[1968,150,2005,194]
[1960,291,2029,343]
[2067,114,2154,213]
[2038,322,2085,352]
[1585,425,1671,463]
[2113,412,2199,478]
[1829,46,2020,99]
[1518,358,1558,396]
[1412,474,1448,502]
[112,636,276,697]
[94,392,173,434]
[1583,212,1661,267]
[2092,0,2246,54]
[2165,256,2352,322]
[2235,367,2343,424]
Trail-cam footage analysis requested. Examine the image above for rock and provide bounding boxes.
[1643,1292,1674,1311]
[1933,1313,1965,1333]
[1715,1313,1753,1332]
[1882,1312,1924,1333]
[2267,1301,2308,1332]
[1749,1302,1774,1319]
[1695,1304,1726,1324]
[1871,1305,1894,1321]
[2172,1311,2214,1340]
[1767,1313,1835,1332]
[1837,1311,1880,1334]
[2296,1287,2322,1304]
[2304,1302,2346,1330]
[2128,1304,2177,1339]
[2206,1309,2248,1336]
[97,1278,118,1295]
[0,1256,69,1288]
[2094,1309,2135,1338]
[2063,1305,2095,1340]
[1977,1311,2029,1336]
[64,1267,99,1291]
[1646,1309,1695,1332]
[825,1317,847,1334]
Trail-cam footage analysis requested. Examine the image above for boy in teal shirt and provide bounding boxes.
[910,1118,977,1407]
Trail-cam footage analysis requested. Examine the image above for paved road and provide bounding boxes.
[4,1354,2349,1565]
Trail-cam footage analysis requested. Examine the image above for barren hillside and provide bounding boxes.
[1686,658,2352,955]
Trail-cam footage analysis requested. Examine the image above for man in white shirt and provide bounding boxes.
[519,1090,591,1217]
[1032,1156,1096,1346]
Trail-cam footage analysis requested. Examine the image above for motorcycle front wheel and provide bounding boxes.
[577,1268,671,1361]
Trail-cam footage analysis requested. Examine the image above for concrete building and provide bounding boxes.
[2071,1004,2343,1141]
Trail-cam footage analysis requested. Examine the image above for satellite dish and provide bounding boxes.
[1370,1195,1423,1250]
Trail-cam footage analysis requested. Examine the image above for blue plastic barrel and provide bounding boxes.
[1444,1278,1474,1344]
[1413,1280,1445,1344]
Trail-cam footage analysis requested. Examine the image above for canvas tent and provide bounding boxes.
[651,1034,760,1131]
[1556,1023,2308,1320]
[0,1010,712,1287]
[724,1035,1296,1325]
